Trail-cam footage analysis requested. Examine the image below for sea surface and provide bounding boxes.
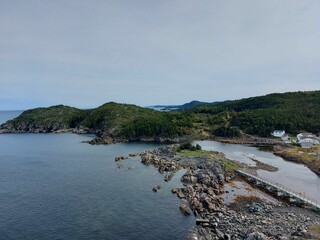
[0,111,194,240]
[1,111,319,239]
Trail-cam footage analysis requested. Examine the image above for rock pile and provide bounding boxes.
[138,146,320,240]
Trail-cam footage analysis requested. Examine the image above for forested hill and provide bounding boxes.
[1,90,320,142]
[188,91,320,137]
[0,102,193,143]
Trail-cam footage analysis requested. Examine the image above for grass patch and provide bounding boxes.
[309,225,320,239]
[178,150,242,172]
[178,150,212,157]
[286,146,318,162]
[218,158,242,171]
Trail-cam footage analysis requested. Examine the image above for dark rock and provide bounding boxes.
[129,153,139,157]
[180,204,192,216]
[177,191,186,199]
[115,156,127,161]
[164,173,174,182]
[245,232,267,240]
[171,188,178,193]
[152,185,161,192]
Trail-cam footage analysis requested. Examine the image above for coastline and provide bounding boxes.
[118,145,320,239]
[1,123,319,176]
[1,127,319,238]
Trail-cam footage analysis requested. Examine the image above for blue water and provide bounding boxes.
[0,110,23,124]
[0,133,194,240]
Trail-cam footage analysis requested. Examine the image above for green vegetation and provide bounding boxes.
[178,150,212,158]
[213,126,241,137]
[177,150,242,171]
[4,105,83,130]
[1,102,193,140]
[309,225,320,239]
[218,158,242,171]
[2,90,320,140]
[178,142,202,151]
[189,91,320,137]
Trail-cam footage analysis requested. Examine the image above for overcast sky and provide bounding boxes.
[1,0,319,110]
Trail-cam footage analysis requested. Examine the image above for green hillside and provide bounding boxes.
[0,102,193,142]
[1,90,320,140]
[1,105,84,132]
[189,91,320,137]
[79,102,192,139]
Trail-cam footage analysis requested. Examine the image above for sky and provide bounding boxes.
[1,0,320,110]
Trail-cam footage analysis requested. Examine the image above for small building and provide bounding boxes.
[281,134,290,143]
[300,139,314,149]
[272,130,285,138]
[297,132,319,148]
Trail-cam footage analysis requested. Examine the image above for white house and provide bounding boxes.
[300,140,314,149]
[297,132,319,148]
[272,130,285,138]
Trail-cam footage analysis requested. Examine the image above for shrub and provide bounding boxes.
[179,142,202,151]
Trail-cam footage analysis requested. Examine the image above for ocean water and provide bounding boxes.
[0,110,23,124]
[0,133,194,240]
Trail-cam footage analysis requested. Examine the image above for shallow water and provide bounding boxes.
[0,133,194,239]
[224,181,278,205]
[196,141,320,202]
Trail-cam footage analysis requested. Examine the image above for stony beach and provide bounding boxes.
[117,145,320,240]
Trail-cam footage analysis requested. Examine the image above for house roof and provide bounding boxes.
[298,132,316,138]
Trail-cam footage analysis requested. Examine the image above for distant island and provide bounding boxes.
[146,100,217,111]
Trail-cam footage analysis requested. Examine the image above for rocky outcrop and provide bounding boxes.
[152,185,161,192]
[136,145,320,240]
[140,149,180,173]
[115,156,128,162]
[0,121,69,133]
[180,204,192,215]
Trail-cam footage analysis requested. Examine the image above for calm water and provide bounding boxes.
[1,111,319,239]
[0,110,23,124]
[0,133,194,240]
[196,141,320,202]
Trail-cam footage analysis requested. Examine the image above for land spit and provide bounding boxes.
[116,145,320,239]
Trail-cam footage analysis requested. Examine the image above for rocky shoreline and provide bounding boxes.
[1,120,319,177]
[118,145,320,239]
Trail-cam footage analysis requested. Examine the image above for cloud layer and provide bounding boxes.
[1,0,319,109]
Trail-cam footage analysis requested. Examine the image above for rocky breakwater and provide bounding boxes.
[137,146,320,240]
[177,159,225,219]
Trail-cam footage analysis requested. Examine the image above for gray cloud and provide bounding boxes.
[0,0,319,109]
